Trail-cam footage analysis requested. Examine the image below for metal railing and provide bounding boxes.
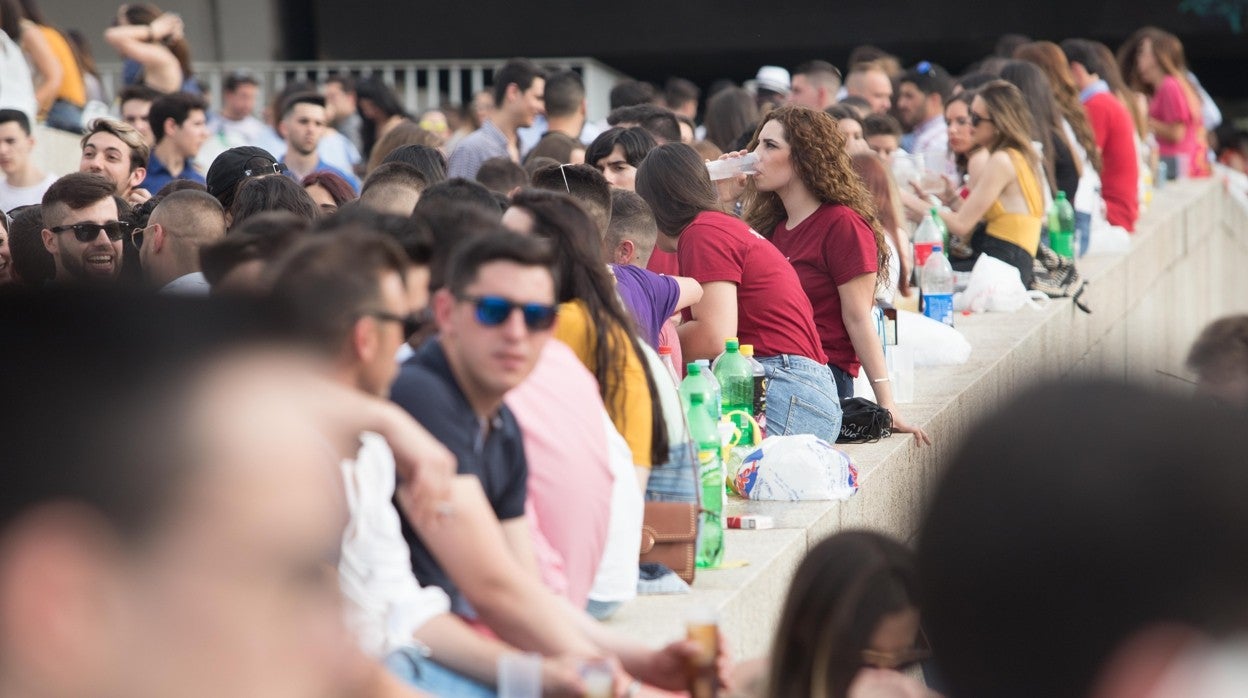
[98,57,629,123]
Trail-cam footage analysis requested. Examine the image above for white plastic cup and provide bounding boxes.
[706,152,759,180]
[498,652,543,698]
[887,345,915,404]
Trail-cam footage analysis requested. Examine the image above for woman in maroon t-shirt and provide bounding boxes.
[635,143,842,443]
[738,106,929,445]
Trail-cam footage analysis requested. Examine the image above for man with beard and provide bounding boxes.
[278,92,361,193]
[40,173,126,284]
[79,118,151,206]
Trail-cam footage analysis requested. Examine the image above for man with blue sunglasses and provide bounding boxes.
[391,232,559,616]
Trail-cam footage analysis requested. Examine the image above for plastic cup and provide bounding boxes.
[580,658,615,698]
[498,652,543,698]
[887,345,915,404]
[686,606,719,698]
[706,152,759,181]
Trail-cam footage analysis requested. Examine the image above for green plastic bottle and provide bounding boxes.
[689,392,724,569]
[1047,191,1076,258]
[678,362,716,422]
[930,207,950,257]
[713,339,756,447]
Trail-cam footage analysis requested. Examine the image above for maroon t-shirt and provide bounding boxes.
[646,247,680,276]
[770,203,878,375]
[678,211,826,362]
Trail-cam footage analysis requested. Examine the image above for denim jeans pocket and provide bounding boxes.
[780,392,843,442]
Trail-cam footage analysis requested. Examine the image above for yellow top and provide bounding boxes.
[554,300,654,467]
[39,25,86,108]
[984,148,1044,256]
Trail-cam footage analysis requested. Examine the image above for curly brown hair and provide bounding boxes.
[742,105,890,289]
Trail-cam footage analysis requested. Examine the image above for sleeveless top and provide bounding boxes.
[984,148,1044,256]
[37,25,86,108]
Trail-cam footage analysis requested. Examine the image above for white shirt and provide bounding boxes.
[0,32,35,126]
[588,412,642,604]
[159,271,210,296]
[0,172,57,213]
[338,433,451,658]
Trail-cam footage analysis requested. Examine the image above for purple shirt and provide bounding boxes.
[610,263,680,348]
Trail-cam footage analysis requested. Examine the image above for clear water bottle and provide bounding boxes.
[657,345,680,386]
[713,339,756,447]
[738,344,768,438]
[688,392,725,569]
[912,211,943,268]
[930,207,950,256]
[679,362,715,422]
[695,359,722,421]
[1047,191,1076,258]
[921,244,955,326]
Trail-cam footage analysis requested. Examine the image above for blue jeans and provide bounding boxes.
[45,99,84,133]
[829,364,854,400]
[385,646,496,697]
[586,598,623,620]
[756,354,842,443]
[1075,211,1092,257]
[645,439,698,503]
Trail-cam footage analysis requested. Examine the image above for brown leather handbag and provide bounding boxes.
[639,501,699,584]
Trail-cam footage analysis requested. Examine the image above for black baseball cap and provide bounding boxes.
[206,146,283,209]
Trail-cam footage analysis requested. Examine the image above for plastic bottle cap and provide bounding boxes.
[687,362,701,375]
[658,345,672,355]
[1056,191,1067,199]
[695,359,711,367]
[725,339,740,351]
[740,344,754,356]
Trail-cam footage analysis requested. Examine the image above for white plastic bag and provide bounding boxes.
[1084,219,1131,256]
[898,309,972,366]
[954,253,1030,313]
[727,435,858,501]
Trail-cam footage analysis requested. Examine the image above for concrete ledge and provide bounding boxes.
[606,178,1248,658]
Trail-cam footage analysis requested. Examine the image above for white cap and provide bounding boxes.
[754,65,791,96]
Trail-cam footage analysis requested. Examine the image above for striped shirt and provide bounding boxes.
[446,120,509,179]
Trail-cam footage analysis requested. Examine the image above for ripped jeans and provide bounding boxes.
[756,354,842,443]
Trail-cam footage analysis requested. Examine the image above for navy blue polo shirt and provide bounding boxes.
[389,337,528,611]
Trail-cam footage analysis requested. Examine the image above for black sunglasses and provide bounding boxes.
[457,294,558,331]
[970,112,994,128]
[49,221,128,243]
[366,308,430,338]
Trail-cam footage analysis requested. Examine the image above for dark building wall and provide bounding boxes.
[302,0,1247,99]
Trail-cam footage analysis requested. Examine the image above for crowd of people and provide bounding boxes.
[1,4,1247,697]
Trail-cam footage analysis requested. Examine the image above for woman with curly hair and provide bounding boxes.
[737,105,927,444]
[636,142,842,443]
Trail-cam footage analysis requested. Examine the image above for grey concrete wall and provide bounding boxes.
[34,0,279,68]
[606,178,1248,659]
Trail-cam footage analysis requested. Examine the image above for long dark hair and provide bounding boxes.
[634,142,721,240]
[998,61,1062,192]
[509,188,669,466]
[356,78,409,158]
[1015,41,1103,174]
[767,531,919,698]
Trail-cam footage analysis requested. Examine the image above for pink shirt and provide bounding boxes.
[505,339,613,608]
[1149,75,1209,177]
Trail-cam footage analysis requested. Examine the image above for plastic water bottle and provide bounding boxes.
[688,392,724,569]
[738,344,768,438]
[679,362,714,422]
[930,207,950,256]
[1047,190,1076,258]
[912,210,943,268]
[921,244,955,326]
[713,339,756,447]
[657,345,680,386]
[695,359,722,420]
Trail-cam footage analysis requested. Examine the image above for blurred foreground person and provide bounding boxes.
[0,288,452,698]
[919,380,1248,698]
[1186,315,1248,409]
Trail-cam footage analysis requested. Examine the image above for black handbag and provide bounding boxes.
[837,397,893,443]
